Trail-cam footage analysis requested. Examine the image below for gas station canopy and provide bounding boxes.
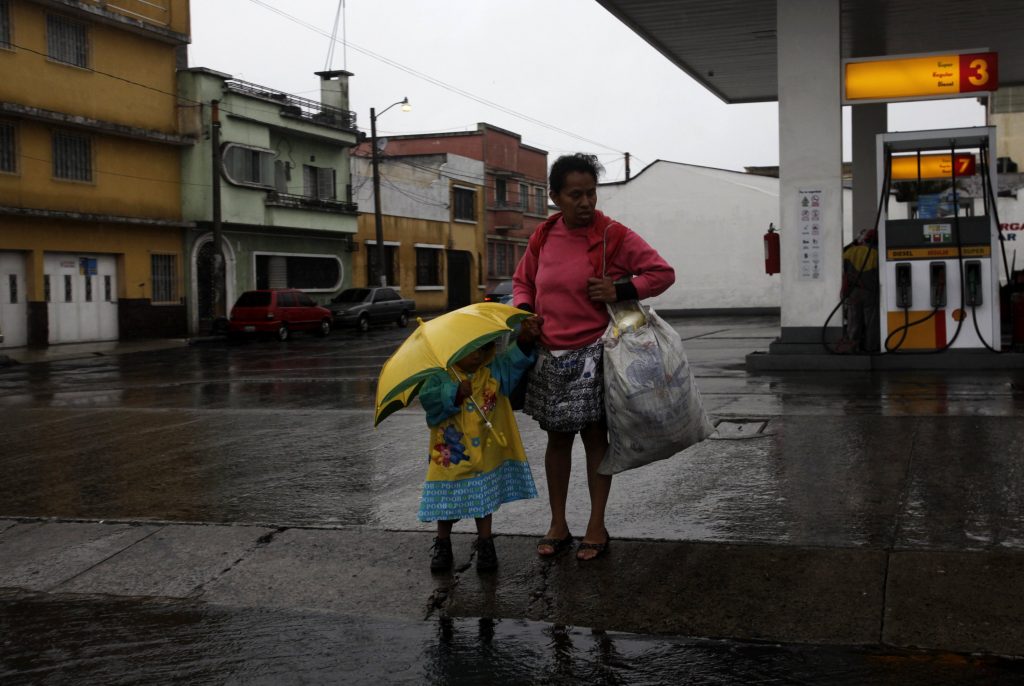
[596,0,1024,104]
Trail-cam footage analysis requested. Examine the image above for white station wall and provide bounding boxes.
[598,161,855,312]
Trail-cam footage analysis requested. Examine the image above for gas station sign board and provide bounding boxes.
[845,52,998,102]
[890,153,977,180]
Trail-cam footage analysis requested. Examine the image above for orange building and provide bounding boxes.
[0,0,191,348]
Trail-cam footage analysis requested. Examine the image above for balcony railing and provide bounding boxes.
[82,0,171,27]
[265,191,358,214]
[224,79,357,131]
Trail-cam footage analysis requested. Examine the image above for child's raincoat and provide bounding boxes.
[417,343,537,522]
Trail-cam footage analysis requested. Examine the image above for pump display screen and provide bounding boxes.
[922,223,952,244]
[885,217,992,260]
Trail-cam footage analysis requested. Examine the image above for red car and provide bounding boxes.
[228,289,333,341]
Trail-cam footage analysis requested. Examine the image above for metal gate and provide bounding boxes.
[0,252,27,348]
[44,253,118,344]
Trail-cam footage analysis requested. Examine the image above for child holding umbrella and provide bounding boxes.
[419,315,542,573]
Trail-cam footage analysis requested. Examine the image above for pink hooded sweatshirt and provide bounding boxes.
[512,210,675,350]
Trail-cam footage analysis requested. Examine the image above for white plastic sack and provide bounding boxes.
[599,304,714,475]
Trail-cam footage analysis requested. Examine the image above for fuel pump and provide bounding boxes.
[877,127,1003,352]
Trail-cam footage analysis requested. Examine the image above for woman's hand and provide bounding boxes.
[518,316,543,344]
[587,277,617,303]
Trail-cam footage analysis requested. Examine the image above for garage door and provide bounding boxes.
[45,253,119,344]
[0,252,27,349]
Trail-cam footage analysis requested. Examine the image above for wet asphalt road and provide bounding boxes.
[3,316,1024,683]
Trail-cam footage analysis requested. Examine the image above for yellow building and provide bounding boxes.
[0,0,191,348]
[352,153,487,314]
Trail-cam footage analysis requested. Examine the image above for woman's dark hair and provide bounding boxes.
[549,153,604,194]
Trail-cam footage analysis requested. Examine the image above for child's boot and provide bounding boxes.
[430,536,453,572]
[475,535,497,572]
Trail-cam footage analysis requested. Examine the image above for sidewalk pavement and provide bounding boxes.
[0,338,194,366]
[1,318,1023,658]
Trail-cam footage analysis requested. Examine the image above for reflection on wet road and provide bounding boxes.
[2,590,1021,685]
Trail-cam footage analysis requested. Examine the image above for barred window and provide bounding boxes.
[416,248,441,287]
[151,254,177,303]
[495,178,507,205]
[222,144,274,188]
[0,122,14,173]
[0,1,11,50]
[520,183,530,211]
[47,14,88,68]
[53,131,91,181]
[535,186,546,214]
[453,187,475,221]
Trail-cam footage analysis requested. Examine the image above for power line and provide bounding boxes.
[245,0,624,155]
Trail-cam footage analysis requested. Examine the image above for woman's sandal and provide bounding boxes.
[576,531,610,562]
[536,532,574,557]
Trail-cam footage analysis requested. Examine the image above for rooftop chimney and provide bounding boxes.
[315,70,353,111]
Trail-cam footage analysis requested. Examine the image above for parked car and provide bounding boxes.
[227,289,333,341]
[329,287,415,332]
[484,280,514,304]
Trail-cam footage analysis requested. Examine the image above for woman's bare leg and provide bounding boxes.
[578,420,611,559]
[538,430,574,553]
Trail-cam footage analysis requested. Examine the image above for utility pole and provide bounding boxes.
[368,97,410,289]
[624,152,631,181]
[370,106,386,288]
[211,100,225,328]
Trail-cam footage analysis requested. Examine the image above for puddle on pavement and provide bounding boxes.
[2,590,1021,685]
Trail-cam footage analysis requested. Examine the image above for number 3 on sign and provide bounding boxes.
[960,52,998,93]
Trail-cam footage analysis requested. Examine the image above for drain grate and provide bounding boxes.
[711,420,768,439]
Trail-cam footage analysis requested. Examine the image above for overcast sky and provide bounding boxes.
[187,0,987,182]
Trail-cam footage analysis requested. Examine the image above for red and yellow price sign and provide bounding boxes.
[845,51,998,102]
[891,153,977,180]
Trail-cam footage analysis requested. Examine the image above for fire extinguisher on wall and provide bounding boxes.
[764,223,780,275]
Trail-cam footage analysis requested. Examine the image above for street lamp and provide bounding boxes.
[370,97,411,288]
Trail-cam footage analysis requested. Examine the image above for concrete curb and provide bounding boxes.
[2,519,1021,657]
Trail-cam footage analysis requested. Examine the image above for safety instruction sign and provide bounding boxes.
[797,189,822,280]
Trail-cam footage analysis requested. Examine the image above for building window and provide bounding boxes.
[63,274,72,302]
[519,183,530,212]
[302,165,336,200]
[0,2,11,50]
[0,122,14,173]
[488,240,520,278]
[46,14,88,68]
[44,274,51,303]
[416,248,442,287]
[8,274,16,303]
[366,244,397,287]
[453,186,476,221]
[222,144,274,188]
[535,186,546,214]
[495,178,507,205]
[104,274,112,301]
[151,254,177,303]
[255,254,341,290]
[53,131,92,182]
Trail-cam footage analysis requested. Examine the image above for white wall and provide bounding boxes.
[599,161,855,311]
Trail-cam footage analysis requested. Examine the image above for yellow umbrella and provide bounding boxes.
[374,302,532,427]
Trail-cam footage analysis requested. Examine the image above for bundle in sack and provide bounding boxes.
[599,302,714,475]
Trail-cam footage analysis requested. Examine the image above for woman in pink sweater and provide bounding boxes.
[512,153,675,561]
